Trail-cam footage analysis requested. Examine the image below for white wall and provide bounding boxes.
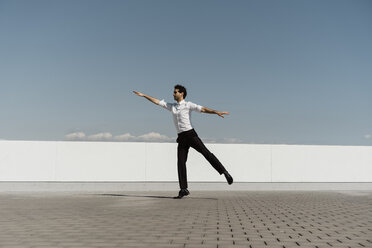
[0,140,371,182]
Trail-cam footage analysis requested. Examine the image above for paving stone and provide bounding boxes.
[0,191,371,248]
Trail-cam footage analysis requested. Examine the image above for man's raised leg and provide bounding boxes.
[190,136,233,184]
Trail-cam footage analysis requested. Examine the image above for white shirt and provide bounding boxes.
[158,99,203,134]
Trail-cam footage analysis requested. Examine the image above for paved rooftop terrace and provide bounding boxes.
[0,191,371,248]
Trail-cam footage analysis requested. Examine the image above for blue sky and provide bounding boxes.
[0,0,371,145]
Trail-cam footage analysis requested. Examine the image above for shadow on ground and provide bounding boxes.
[98,193,218,200]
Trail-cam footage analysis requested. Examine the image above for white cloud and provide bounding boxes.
[113,133,136,141]
[137,132,174,142]
[364,134,371,139]
[201,137,243,144]
[65,132,86,141]
[87,132,113,141]
[222,138,243,143]
[65,131,174,142]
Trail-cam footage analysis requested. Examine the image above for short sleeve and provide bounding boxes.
[158,99,172,111]
[188,101,203,112]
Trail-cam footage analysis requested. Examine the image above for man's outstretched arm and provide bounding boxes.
[133,91,160,105]
[201,107,229,118]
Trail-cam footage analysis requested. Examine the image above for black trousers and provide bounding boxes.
[176,129,226,189]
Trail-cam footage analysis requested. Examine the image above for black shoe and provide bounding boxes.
[173,189,190,199]
[224,171,233,185]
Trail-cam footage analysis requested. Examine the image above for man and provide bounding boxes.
[133,85,233,199]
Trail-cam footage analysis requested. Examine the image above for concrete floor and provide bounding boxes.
[0,191,371,248]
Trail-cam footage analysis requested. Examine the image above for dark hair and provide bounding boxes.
[174,84,187,99]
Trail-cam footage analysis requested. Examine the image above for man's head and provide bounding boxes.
[173,84,187,101]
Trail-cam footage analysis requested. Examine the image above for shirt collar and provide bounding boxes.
[176,100,185,105]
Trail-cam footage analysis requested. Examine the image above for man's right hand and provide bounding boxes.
[133,91,145,97]
[133,91,160,105]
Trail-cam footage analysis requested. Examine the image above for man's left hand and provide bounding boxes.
[217,111,229,118]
